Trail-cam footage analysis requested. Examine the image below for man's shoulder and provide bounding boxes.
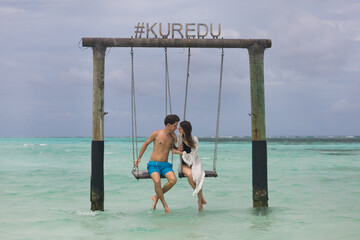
[151,130,163,138]
[153,129,163,135]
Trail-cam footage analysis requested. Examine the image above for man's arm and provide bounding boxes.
[135,132,156,167]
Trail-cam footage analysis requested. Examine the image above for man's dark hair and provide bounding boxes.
[164,114,180,126]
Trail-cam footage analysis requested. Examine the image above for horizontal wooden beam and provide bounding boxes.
[82,38,272,49]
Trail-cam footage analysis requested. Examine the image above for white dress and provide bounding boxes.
[176,134,205,196]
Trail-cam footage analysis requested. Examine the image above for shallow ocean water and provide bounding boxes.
[0,137,359,239]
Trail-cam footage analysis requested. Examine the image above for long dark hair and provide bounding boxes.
[180,121,195,148]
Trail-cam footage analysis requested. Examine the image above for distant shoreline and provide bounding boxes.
[1,136,359,143]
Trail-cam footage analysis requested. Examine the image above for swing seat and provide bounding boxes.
[178,170,218,178]
[132,170,167,180]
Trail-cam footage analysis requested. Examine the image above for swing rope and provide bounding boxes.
[183,47,191,120]
[164,47,174,165]
[213,48,224,172]
[181,48,224,174]
[131,47,222,179]
[130,47,139,173]
[164,47,172,115]
[131,47,174,175]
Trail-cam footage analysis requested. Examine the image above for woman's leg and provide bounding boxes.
[182,165,206,211]
[197,189,206,204]
[182,165,196,189]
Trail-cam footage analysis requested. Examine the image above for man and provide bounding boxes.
[135,114,180,213]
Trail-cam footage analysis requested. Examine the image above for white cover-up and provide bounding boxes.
[176,134,205,196]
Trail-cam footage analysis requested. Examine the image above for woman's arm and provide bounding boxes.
[171,144,183,155]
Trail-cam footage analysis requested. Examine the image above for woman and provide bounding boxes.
[171,120,207,211]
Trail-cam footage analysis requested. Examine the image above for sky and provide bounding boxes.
[0,0,359,137]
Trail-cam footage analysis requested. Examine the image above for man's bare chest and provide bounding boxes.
[154,136,172,149]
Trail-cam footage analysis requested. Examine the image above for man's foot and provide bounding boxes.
[164,207,172,213]
[152,195,158,210]
[202,198,207,205]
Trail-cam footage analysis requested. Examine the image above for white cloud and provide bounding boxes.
[0,7,24,15]
[330,99,352,112]
[222,29,241,38]
[107,69,127,81]
[62,67,92,86]
[0,57,19,66]
[68,67,92,80]
[267,12,356,78]
[30,74,45,85]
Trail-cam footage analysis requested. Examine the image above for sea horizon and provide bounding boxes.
[1,135,359,139]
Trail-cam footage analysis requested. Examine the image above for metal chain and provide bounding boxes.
[183,47,191,120]
[213,48,224,171]
[130,47,139,173]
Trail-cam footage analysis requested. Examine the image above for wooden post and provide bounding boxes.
[91,44,106,211]
[248,44,268,207]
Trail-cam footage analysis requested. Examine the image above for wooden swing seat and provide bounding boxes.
[132,169,218,180]
[178,170,218,178]
[132,170,166,180]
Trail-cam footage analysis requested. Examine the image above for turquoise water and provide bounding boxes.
[1,137,359,239]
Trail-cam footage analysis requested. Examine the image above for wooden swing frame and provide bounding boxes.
[82,37,271,211]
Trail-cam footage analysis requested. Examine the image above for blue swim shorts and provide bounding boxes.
[147,161,174,177]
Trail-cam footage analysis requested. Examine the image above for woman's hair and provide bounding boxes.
[180,120,195,148]
[164,114,180,126]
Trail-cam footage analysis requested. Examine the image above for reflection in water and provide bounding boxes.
[252,207,272,216]
[250,207,273,231]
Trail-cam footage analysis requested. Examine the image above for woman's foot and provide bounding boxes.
[198,200,204,211]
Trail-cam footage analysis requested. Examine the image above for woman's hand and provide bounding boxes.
[171,149,182,155]
[170,132,177,141]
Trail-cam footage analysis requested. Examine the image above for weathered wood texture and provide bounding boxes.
[248,44,266,141]
[92,45,106,141]
[82,38,272,49]
[248,44,269,207]
[91,45,106,211]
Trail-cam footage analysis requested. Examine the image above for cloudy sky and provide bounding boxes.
[1,0,359,137]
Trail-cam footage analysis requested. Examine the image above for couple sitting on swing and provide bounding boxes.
[135,114,206,213]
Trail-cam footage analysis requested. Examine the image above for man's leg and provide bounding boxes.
[163,170,177,192]
[152,171,177,210]
[150,172,171,213]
